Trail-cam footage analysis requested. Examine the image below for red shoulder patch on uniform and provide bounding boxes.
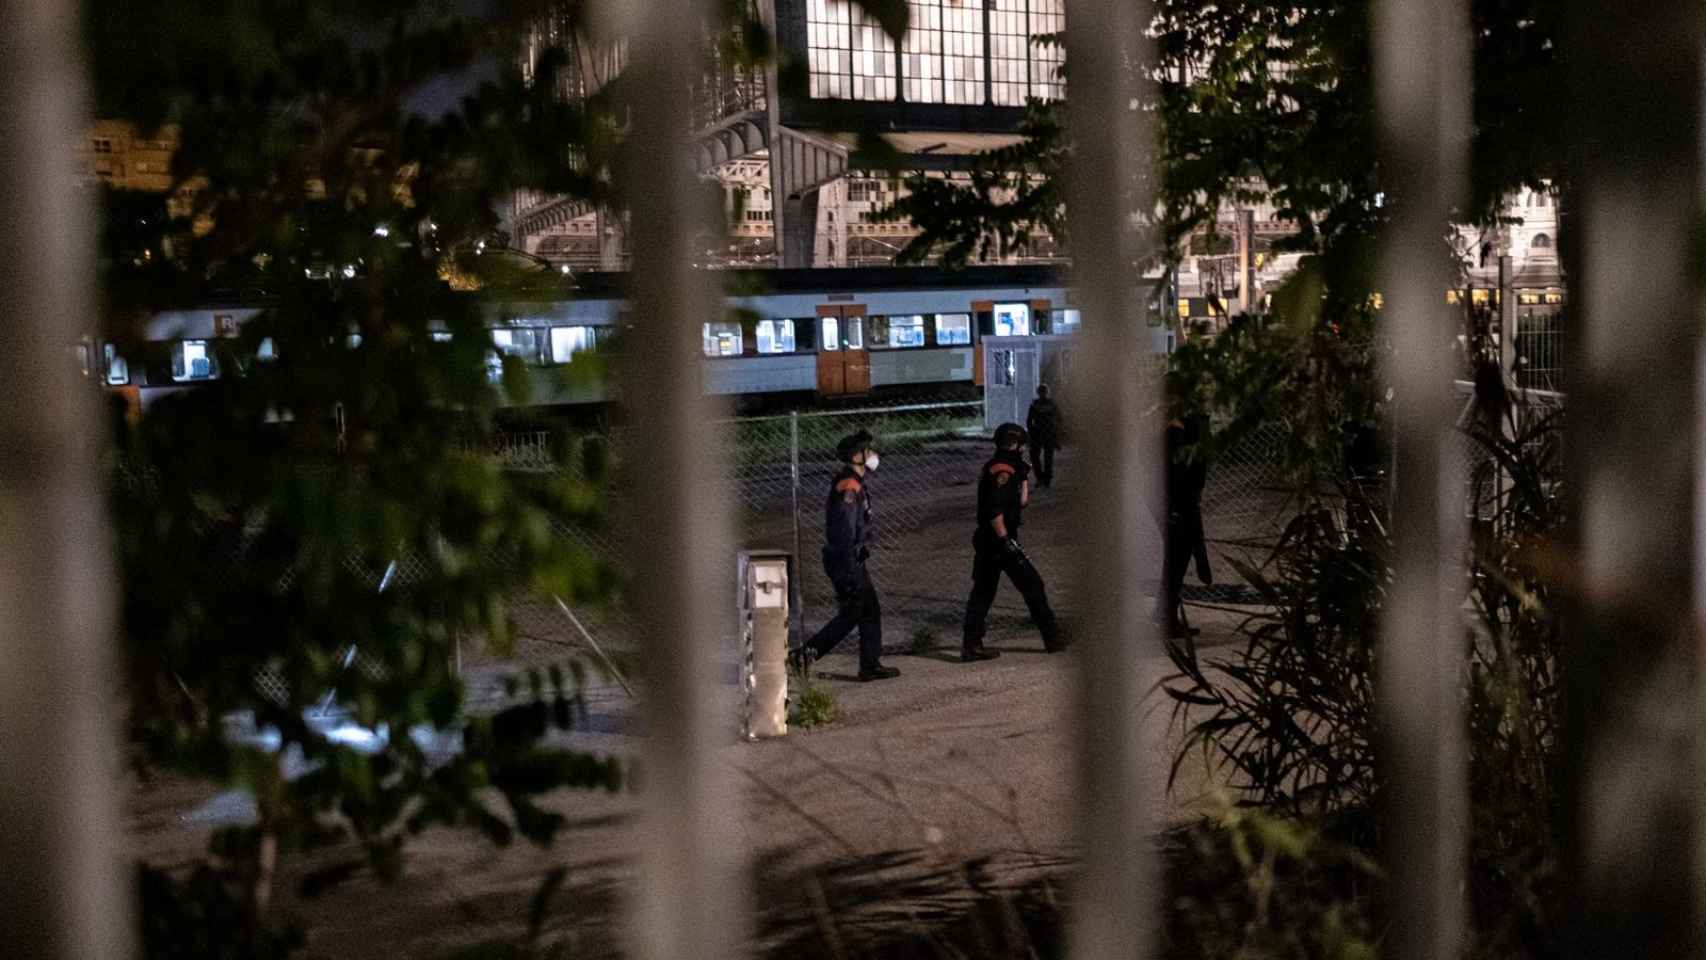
[835,477,862,502]
[988,463,1016,476]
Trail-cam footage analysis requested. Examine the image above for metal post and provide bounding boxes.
[1496,254,1517,533]
[1372,0,1471,957]
[1560,1,1701,956]
[0,0,133,955]
[617,0,745,955]
[1236,208,1254,317]
[1497,254,1516,381]
[1062,0,1159,957]
[789,410,805,646]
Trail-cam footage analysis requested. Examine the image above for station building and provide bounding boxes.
[509,0,1067,270]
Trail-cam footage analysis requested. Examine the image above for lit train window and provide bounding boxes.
[702,322,743,357]
[993,303,1031,336]
[103,344,129,385]
[170,340,219,382]
[1053,309,1081,333]
[755,319,795,354]
[491,328,546,363]
[935,313,971,345]
[887,315,925,347]
[821,317,840,351]
[257,338,277,362]
[550,326,595,363]
[430,331,453,343]
[844,318,864,349]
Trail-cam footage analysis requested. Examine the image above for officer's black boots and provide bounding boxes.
[961,643,1000,662]
[857,664,900,682]
[1043,632,1071,654]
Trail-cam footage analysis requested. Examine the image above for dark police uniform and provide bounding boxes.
[1160,414,1212,635]
[801,463,886,675]
[1026,392,1061,487]
[961,444,1062,657]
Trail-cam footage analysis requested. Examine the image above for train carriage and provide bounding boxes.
[88,265,1168,413]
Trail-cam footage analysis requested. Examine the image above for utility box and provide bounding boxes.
[739,550,792,740]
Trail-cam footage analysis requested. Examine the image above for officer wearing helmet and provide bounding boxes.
[960,422,1065,660]
[792,429,900,682]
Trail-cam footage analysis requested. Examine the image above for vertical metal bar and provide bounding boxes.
[1372,0,1471,956]
[1061,0,1158,957]
[1560,1,1701,955]
[1496,254,1517,534]
[1497,254,1515,380]
[790,409,805,646]
[619,0,746,956]
[0,0,132,956]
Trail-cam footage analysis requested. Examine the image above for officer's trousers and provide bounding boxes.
[962,548,1057,647]
[806,560,883,672]
[1029,441,1056,486]
[1160,506,1206,626]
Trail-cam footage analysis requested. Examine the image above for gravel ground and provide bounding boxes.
[126,446,1275,958]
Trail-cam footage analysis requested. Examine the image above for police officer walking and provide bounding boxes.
[961,423,1067,660]
[1026,384,1062,488]
[792,429,900,682]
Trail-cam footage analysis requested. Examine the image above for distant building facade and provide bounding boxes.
[510,0,1067,270]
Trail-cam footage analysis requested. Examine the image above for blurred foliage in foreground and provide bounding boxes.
[83,0,899,955]
[1162,364,1565,959]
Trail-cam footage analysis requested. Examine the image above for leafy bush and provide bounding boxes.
[1162,375,1566,959]
[792,679,838,729]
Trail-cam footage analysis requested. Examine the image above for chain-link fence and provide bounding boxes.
[1513,311,1565,393]
[457,376,1569,675]
[479,402,1306,667]
[138,381,1564,702]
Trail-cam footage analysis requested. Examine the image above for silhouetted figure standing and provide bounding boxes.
[1026,384,1061,488]
[1159,413,1213,638]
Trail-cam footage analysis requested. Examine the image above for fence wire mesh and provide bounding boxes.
[169,381,1561,695]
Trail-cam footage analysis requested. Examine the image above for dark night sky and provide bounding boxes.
[401,0,504,119]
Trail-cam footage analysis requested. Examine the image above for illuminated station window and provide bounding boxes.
[939,0,985,104]
[850,14,897,100]
[810,0,1065,105]
[902,1,942,103]
[1028,0,1065,101]
[990,0,1030,106]
[809,0,896,101]
[807,0,853,99]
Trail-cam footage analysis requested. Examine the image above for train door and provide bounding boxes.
[981,336,1040,433]
[815,305,870,396]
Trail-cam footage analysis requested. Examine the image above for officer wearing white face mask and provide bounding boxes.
[792,429,899,682]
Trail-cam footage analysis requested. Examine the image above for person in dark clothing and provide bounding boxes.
[792,429,900,682]
[1026,384,1061,488]
[1158,413,1213,638]
[961,423,1066,660]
